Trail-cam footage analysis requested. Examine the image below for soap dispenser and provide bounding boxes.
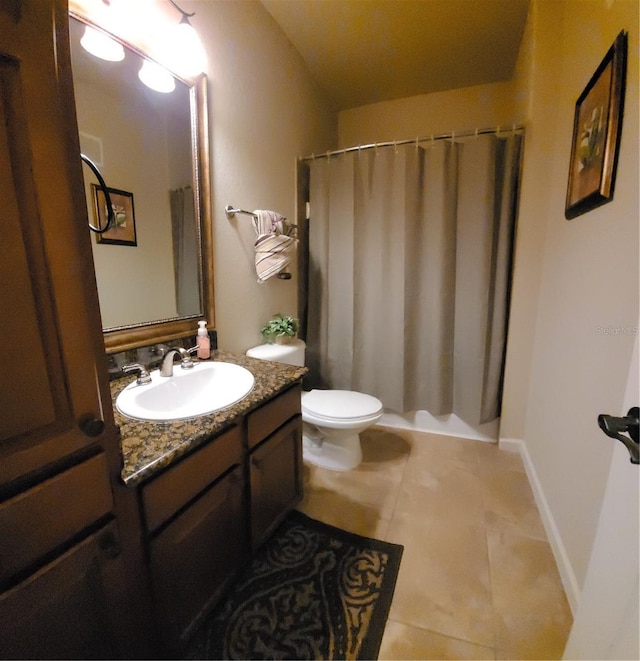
[197,320,210,359]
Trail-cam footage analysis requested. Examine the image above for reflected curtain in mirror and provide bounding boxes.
[306,134,522,425]
[170,185,199,316]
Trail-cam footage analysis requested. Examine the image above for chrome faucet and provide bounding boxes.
[160,346,198,377]
[122,363,152,385]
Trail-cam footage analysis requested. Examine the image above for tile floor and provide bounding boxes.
[297,426,573,660]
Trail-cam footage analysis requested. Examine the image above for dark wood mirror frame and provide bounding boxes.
[69,12,214,354]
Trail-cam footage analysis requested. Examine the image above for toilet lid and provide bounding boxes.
[302,389,383,421]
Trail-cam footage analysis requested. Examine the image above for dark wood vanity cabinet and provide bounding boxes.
[0,2,153,658]
[139,384,303,652]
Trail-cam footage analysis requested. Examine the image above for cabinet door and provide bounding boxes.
[149,466,248,650]
[0,0,114,485]
[0,4,154,657]
[0,521,128,660]
[250,415,303,549]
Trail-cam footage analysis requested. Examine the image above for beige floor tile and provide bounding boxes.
[493,591,572,660]
[394,465,486,527]
[297,492,390,540]
[303,454,405,520]
[379,620,495,660]
[400,429,481,475]
[298,463,391,538]
[386,513,495,648]
[487,528,572,659]
[476,442,526,474]
[361,427,412,467]
[299,428,572,660]
[481,469,547,540]
[486,528,569,600]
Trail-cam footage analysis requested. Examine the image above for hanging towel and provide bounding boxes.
[252,209,298,283]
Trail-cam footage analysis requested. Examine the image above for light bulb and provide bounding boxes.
[80,26,125,62]
[138,60,176,93]
[168,19,206,77]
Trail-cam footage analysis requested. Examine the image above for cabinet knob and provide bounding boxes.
[98,531,122,559]
[80,418,105,437]
[251,457,264,469]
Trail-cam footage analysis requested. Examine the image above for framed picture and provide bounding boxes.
[92,185,137,246]
[565,31,627,220]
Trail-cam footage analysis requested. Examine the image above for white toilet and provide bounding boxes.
[246,340,383,471]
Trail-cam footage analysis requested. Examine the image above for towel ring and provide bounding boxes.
[81,154,114,234]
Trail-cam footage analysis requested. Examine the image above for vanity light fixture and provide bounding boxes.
[80,25,125,62]
[138,60,176,93]
[167,0,206,77]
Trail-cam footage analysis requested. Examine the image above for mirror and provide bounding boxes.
[68,14,214,353]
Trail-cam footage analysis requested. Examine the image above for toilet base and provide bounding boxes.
[302,430,362,471]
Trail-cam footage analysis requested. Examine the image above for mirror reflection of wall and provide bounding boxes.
[69,17,200,330]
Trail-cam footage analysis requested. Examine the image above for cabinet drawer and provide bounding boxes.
[143,425,242,533]
[247,384,301,449]
[0,453,113,583]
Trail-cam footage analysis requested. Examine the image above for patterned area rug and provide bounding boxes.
[186,510,403,660]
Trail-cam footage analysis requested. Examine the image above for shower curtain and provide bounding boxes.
[306,133,522,425]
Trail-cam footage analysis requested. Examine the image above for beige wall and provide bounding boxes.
[338,80,520,147]
[192,1,336,352]
[503,0,638,597]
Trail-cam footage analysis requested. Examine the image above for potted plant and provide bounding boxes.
[260,313,299,344]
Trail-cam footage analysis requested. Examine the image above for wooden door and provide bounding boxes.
[0,0,114,485]
[0,2,154,657]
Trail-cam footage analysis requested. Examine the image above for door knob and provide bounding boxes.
[597,407,639,464]
[80,417,105,438]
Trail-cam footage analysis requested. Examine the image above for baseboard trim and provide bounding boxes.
[499,437,581,615]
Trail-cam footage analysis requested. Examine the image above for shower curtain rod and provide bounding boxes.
[300,123,525,162]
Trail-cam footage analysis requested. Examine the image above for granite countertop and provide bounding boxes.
[111,351,307,487]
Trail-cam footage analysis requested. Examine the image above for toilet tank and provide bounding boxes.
[246,339,305,367]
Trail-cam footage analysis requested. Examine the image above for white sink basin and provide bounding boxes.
[116,361,255,422]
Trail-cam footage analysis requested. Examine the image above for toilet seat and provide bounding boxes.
[302,389,383,423]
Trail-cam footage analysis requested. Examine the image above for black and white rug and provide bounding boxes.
[186,510,403,660]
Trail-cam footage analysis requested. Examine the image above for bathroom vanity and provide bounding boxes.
[112,352,306,652]
[0,3,302,657]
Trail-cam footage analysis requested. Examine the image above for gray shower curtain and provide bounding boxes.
[170,185,199,317]
[306,134,522,425]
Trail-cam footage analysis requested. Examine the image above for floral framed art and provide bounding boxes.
[565,31,628,220]
[92,185,137,246]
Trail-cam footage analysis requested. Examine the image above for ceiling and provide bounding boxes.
[261,0,530,111]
